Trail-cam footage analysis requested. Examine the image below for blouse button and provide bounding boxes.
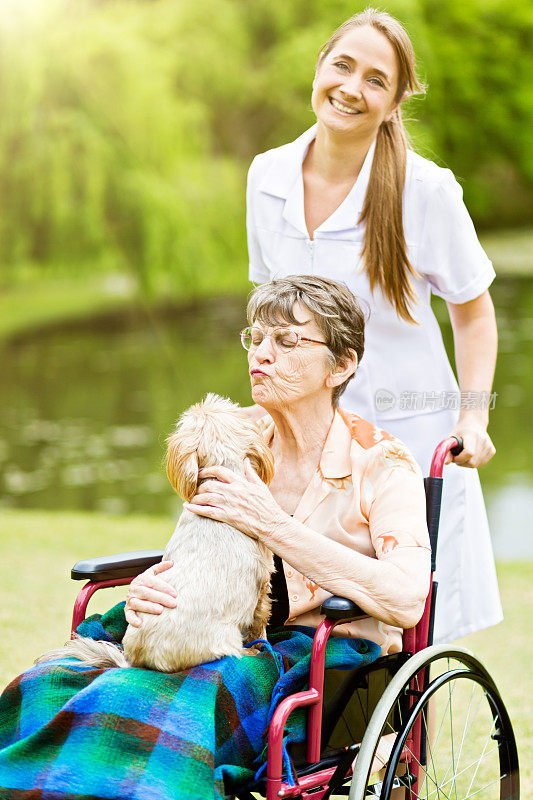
[291,594,299,602]
[287,570,293,578]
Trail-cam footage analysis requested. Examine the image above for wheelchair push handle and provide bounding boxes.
[450,435,464,456]
[429,435,464,478]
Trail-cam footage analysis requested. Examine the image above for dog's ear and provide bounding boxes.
[247,437,275,485]
[166,431,199,501]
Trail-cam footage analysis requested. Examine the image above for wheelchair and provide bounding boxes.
[69,438,519,800]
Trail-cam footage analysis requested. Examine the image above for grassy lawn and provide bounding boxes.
[0,269,248,342]
[0,274,140,341]
[0,508,531,792]
[0,508,172,684]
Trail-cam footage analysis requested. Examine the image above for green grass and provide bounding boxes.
[0,508,172,683]
[458,561,533,792]
[0,273,141,340]
[0,269,248,342]
[0,509,531,792]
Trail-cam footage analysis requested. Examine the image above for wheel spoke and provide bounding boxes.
[402,741,446,797]
[424,701,445,796]
[436,684,485,792]
[352,653,514,800]
[414,767,453,800]
[438,686,486,791]
[435,680,472,782]
[446,677,476,785]
[448,680,458,800]
[419,697,500,799]
[464,773,506,799]
[424,745,499,796]
[432,676,458,753]
[465,714,498,798]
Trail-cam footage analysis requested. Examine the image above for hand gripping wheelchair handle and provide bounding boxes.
[429,435,464,478]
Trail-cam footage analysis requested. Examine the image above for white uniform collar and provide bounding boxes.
[257,124,377,236]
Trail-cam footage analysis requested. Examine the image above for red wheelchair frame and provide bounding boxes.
[69,438,519,800]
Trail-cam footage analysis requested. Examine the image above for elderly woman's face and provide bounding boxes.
[247,303,334,408]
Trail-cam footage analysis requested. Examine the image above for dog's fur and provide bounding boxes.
[37,394,275,672]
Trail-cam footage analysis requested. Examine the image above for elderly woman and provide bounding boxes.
[0,277,430,799]
[127,275,430,656]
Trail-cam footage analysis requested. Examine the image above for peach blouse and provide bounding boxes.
[260,409,431,655]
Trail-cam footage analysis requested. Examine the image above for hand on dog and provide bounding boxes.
[184,458,288,541]
[125,561,178,627]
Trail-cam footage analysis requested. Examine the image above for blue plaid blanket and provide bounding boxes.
[0,603,380,799]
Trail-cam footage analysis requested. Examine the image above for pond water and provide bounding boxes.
[1,278,532,559]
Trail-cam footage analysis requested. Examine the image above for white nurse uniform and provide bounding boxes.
[246,124,503,643]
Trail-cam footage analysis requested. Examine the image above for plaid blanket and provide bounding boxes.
[0,603,380,800]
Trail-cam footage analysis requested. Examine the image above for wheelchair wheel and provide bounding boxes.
[349,645,519,800]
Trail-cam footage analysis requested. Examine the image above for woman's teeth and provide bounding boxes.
[330,97,360,115]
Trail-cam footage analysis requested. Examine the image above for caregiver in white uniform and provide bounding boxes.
[245,8,502,643]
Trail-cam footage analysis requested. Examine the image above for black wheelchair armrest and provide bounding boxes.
[71,550,165,582]
[321,596,367,621]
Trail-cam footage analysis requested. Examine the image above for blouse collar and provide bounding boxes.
[257,124,377,236]
[260,408,352,480]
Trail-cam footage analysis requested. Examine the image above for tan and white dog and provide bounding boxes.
[39,394,275,672]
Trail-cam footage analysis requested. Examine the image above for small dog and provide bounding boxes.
[38,394,275,672]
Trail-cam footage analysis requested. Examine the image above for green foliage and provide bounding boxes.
[0,0,531,292]
[0,0,247,293]
[414,0,533,224]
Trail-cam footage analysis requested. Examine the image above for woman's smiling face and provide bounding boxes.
[247,303,335,409]
[312,24,401,139]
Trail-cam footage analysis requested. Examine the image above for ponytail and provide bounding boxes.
[360,108,418,322]
[318,8,425,323]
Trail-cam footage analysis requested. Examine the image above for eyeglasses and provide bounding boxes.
[240,326,327,353]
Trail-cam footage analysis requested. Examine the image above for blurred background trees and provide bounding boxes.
[0,0,531,295]
[1,10,532,740]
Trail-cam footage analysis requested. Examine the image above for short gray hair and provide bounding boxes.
[247,275,366,406]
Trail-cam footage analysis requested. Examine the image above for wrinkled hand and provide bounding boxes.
[125,561,178,628]
[184,458,287,541]
[445,417,496,468]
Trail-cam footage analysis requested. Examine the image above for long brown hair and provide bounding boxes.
[318,8,425,323]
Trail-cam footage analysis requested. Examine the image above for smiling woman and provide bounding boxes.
[311,26,401,138]
[303,10,425,321]
[245,7,502,648]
